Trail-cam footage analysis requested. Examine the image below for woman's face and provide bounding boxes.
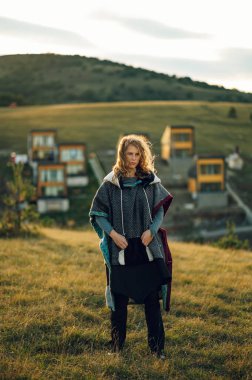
[124,144,141,170]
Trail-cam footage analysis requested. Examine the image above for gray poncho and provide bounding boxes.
[89,170,173,311]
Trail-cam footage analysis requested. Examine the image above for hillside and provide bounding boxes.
[0,53,252,106]
[1,228,251,379]
[1,100,252,232]
[0,101,252,156]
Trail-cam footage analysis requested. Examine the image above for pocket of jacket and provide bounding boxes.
[146,246,154,261]
[118,249,125,265]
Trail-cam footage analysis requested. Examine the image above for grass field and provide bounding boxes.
[0,101,252,158]
[1,228,251,379]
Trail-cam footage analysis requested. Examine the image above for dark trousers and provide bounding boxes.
[110,289,165,353]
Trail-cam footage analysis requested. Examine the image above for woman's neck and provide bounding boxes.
[125,169,137,177]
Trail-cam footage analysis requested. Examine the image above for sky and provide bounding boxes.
[0,0,252,93]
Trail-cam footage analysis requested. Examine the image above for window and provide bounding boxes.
[200,182,222,192]
[200,164,222,175]
[36,150,54,160]
[33,135,54,147]
[40,169,64,182]
[66,164,84,175]
[173,149,191,158]
[172,133,191,142]
[41,186,65,197]
[61,148,84,161]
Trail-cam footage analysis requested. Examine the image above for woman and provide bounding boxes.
[89,134,173,358]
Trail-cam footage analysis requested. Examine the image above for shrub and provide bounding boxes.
[213,221,250,250]
[0,157,39,237]
[228,107,237,118]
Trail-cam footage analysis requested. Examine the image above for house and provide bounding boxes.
[160,125,195,185]
[161,125,195,160]
[27,129,57,184]
[225,146,244,170]
[188,154,228,208]
[58,143,88,187]
[28,129,57,162]
[37,162,69,213]
[9,102,17,108]
[14,154,28,164]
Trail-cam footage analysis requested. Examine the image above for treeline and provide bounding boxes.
[0,53,252,106]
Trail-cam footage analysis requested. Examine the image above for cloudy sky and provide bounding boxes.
[0,0,252,92]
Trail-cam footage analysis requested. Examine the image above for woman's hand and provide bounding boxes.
[141,229,153,246]
[110,230,128,250]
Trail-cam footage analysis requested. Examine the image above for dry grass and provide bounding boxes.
[1,228,252,379]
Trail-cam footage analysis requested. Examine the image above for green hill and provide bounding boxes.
[0,228,251,379]
[1,100,252,226]
[0,101,252,155]
[0,53,252,106]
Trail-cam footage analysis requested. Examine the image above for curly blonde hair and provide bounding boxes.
[112,134,156,178]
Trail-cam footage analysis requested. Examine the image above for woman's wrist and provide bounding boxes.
[109,229,117,238]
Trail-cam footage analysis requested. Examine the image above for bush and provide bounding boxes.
[213,221,250,250]
[0,158,39,237]
[228,107,237,118]
[0,92,25,106]
[40,216,55,227]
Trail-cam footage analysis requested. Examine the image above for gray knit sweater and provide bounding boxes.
[95,177,163,236]
[89,171,173,266]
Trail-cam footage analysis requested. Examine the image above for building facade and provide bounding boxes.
[37,162,69,213]
[161,125,195,185]
[188,154,228,208]
[58,143,88,187]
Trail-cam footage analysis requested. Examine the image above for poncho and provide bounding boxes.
[89,170,173,312]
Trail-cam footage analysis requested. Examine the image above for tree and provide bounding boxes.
[0,92,24,106]
[228,107,237,118]
[0,154,39,237]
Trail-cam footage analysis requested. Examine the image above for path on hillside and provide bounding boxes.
[226,182,252,223]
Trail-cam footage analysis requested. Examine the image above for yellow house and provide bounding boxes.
[28,129,57,162]
[161,125,195,160]
[37,162,69,213]
[188,155,225,193]
[188,154,227,207]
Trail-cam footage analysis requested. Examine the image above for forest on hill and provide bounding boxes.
[0,53,252,106]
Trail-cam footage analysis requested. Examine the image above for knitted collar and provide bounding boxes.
[103,170,160,188]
